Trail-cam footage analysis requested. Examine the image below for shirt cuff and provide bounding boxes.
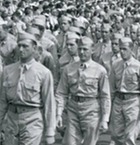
[102,115,109,122]
[46,127,55,136]
[45,136,55,144]
[57,107,63,116]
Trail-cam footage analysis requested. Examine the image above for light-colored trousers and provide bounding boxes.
[110,96,140,145]
[62,99,100,145]
[4,108,43,145]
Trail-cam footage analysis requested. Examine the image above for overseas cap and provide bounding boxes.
[26,26,40,36]
[119,37,133,48]
[130,24,138,31]
[69,26,82,35]
[66,32,80,40]
[101,23,111,31]
[60,15,72,23]
[78,36,93,46]
[32,15,46,28]
[18,31,37,45]
[112,33,123,40]
[73,20,86,30]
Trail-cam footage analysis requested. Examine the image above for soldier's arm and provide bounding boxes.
[41,69,56,142]
[99,69,111,123]
[55,67,69,117]
[0,68,8,131]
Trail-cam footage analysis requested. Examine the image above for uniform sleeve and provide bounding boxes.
[0,69,8,131]
[41,70,56,137]
[55,67,69,116]
[99,69,111,122]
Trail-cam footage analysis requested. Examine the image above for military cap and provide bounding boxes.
[130,24,138,31]
[101,23,111,31]
[32,15,46,28]
[18,31,37,45]
[66,32,80,40]
[73,20,86,30]
[69,26,82,35]
[26,26,40,36]
[78,36,93,46]
[60,15,72,23]
[119,37,133,48]
[112,33,123,40]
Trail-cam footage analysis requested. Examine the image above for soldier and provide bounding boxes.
[92,23,112,63]
[57,15,72,57]
[110,37,140,145]
[0,32,56,145]
[56,36,111,145]
[59,32,80,74]
[100,33,122,77]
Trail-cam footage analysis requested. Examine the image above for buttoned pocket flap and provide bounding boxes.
[85,78,98,87]
[25,83,40,92]
[3,81,16,87]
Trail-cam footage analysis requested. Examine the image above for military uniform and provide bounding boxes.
[56,37,111,145]
[0,32,56,145]
[110,38,140,145]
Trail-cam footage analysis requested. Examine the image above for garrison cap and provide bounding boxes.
[18,31,37,45]
[78,36,93,46]
[119,37,133,47]
[69,26,82,35]
[60,15,72,23]
[130,24,138,31]
[73,20,86,30]
[66,32,80,40]
[32,15,46,28]
[112,33,123,40]
[26,26,40,36]
[101,23,111,31]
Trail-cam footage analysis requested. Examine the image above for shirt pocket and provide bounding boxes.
[85,78,98,89]
[68,78,78,87]
[3,81,17,100]
[24,82,40,101]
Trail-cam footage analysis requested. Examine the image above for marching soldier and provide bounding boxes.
[56,36,111,145]
[0,32,56,145]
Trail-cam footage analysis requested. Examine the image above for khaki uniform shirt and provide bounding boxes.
[0,59,56,137]
[56,59,111,122]
[111,57,140,94]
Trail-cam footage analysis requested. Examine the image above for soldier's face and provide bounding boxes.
[95,27,102,39]
[120,43,132,61]
[61,21,70,32]
[18,40,35,61]
[67,39,78,56]
[112,39,120,54]
[102,28,110,41]
[130,29,137,41]
[78,44,92,62]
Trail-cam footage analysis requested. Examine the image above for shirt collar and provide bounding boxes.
[124,56,133,66]
[112,52,121,58]
[81,59,92,69]
[20,58,35,70]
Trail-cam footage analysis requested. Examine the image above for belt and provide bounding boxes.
[115,92,139,100]
[71,96,96,103]
[8,104,41,114]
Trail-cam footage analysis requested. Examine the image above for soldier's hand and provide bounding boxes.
[56,115,63,128]
[45,136,55,145]
[99,121,108,133]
